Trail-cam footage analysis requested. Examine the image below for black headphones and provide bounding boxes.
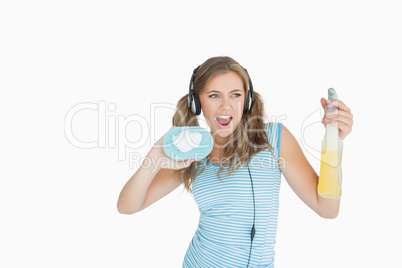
[187,65,255,115]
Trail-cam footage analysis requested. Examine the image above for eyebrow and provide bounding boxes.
[206,89,243,94]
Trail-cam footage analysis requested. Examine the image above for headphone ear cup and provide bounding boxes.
[191,93,202,115]
[244,91,250,113]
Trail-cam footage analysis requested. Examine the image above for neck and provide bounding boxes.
[207,146,224,164]
[214,134,231,146]
[207,132,233,163]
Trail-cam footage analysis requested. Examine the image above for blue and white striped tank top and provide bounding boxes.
[183,122,283,268]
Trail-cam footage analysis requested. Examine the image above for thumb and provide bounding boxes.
[320,97,328,112]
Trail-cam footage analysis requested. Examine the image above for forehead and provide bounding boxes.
[204,71,244,92]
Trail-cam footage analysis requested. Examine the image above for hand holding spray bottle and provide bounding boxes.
[318,88,343,199]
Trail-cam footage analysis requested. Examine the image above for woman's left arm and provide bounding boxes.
[279,98,353,219]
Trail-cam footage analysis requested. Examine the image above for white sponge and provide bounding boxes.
[172,130,203,153]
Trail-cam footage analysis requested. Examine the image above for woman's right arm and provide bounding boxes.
[117,133,194,215]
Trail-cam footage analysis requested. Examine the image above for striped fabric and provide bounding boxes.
[183,122,283,268]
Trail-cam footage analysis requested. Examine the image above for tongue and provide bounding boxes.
[217,117,231,125]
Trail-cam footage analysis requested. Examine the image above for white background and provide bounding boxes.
[1,0,401,267]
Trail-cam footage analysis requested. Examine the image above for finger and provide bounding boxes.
[185,159,195,165]
[320,97,328,111]
[325,121,352,140]
[324,109,354,121]
[327,99,352,113]
[322,115,354,129]
[177,158,195,169]
[324,107,354,129]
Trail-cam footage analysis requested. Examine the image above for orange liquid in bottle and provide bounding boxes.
[318,147,342,199]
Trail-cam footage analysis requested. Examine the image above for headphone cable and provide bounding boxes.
[246,158,256,268]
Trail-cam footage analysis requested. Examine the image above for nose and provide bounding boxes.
[219,96,243,112]
[220,96,231,110]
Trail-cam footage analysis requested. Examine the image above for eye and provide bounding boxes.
[209,94,219,98]
[232,93,241,98]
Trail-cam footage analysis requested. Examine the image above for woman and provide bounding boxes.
[117,56,353,267]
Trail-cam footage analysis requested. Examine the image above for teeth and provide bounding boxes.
[217,116,232,119]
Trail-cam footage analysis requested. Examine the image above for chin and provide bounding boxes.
[214,130,231,138]
[211,122,239,141]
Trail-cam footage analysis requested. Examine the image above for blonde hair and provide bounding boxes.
[172,56,274,193]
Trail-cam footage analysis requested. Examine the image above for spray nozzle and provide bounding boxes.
[327,88,338,112]
[328,88,338,100]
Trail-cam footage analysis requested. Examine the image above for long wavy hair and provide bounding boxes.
[172,56,274,193]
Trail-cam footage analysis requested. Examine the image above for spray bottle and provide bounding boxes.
[317,88,343,199]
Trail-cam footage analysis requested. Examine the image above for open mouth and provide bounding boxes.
[216,115,232,128]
